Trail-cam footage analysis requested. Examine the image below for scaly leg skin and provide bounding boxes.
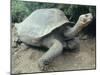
[37,39,63,71]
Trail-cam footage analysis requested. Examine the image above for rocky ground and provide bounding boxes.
[11,26,96,74]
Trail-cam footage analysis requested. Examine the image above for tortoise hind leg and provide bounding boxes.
[37,39,63,71]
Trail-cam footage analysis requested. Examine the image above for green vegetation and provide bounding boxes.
[11,0,96,37]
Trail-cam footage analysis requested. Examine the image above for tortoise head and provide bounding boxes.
[78,13,93,28]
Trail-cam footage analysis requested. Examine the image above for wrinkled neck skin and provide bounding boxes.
[64,20,85,38]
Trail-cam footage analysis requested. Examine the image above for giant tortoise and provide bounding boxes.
[14,8,93,71]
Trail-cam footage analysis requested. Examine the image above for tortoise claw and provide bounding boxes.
[37,60,49,71]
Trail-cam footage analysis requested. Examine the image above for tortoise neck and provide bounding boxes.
[64,20,83,38]
[72,20,83,35]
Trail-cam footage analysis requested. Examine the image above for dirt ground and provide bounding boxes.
[11,26,96,74]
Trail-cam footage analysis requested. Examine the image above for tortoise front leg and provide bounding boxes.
[65,37,80,52]
[37,39,63,71]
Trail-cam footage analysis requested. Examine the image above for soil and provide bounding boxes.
[11,26,96,74]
